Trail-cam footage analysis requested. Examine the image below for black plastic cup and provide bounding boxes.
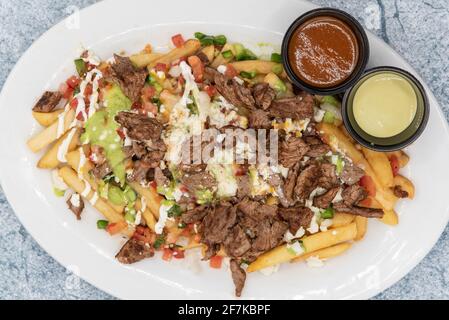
[342,66,430,151]
[282,8,370,95]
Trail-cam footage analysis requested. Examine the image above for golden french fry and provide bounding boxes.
[130,53,164,68]
[354,216,368,241]
[148,39,201,69]
[37,128,80,169]
[394,175,415,199]
[386,150,410,168]
[200,45,215,63]
[27,108,75,153]
[211,43,236,68]
[32,109,64,127]
[135,198,156,232]
[292,242,352,263]
[331,213,355,228]
[317,123,398,211]
[380,209,399,225]
[230,60,285,77]
[362,147,394,188]
[58,166,125,224]
[128,182,162,219]
[247,223,357,272]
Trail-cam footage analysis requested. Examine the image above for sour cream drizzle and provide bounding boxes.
[57,128,77,162]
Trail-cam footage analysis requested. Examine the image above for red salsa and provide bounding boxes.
[288,16,359,88]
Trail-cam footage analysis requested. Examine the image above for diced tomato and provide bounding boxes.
[389,155,400,177]
[204,85,217,98]
[179,184,189,193]
[180,224,194,237]
[142,86,156,100]
[116,128,125,140]
[187,56,204,82]
[66,75,81,89]
[155,63,168,73]
[70,98,78,109]
[234,164,248,176]
[133,226,153,244]
[84,83,93,97]
[59,82,74,100]
[131,101,142,110]
[171,34,185,48]
[76,111,85,121]
[162,248,173,261]
[359,175,376,197]
[106,221,127,235]
[358,197,372,208]
[193,233,201,243]
[225,64,238,78]
[209,255,223,269]
[149,181,157,189]
[173,248,185,259]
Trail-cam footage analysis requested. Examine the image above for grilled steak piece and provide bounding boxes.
[278,206,314,234]
[279,136,310,168]
[236,175,251,199]
[333,202,384,219]
[314,187,340,209]
[340,163,365,186]
[201,202,237,245]
[110,54,147,102]
[181,172,217,194]
[318,163,338,189]
[248,109,271,129]
[90,162,112,180]
[269,93,314,120]
[252,83,276,110]
[224,225,252,258]
[33,91,62,112]
[115,112,163,142]
[294,164,320,202]
[237,198,278,220]
[154,167,169,187]
[230,259,246,297]
[66,193,84,220]
[181,205,212,224]
[305,136,331,158]
[341,184,367,206]
[393,185,409,198]
[251,219,288,252]
[116,238,154,264]
[284,163,300,204]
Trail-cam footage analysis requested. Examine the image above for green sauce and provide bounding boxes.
[81,85,131,184]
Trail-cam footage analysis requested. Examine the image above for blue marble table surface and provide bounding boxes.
[1,0,448,300]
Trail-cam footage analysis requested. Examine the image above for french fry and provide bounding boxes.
[32,109,64,127]
[380,209,399,226]
[354,216,368,241]
[386,151,410,168]
[331,213,355,228]
[211,43,235,68]
[230,60,285,77]
[37,128,80,169]
[317,123,398,211]
[135,198,156,232]
[200,45,215,63]
[148,39,201,69]
[362,147,394,188]
[393,175,415,199]
[58,167,125,224]
[247,223,357,272]
[128,181,162,219]
[130,53,164,68]
[292,242,352,263]
[27,108,75,153]
[66,148,126,214]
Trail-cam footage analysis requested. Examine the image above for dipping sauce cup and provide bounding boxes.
[342,66,429,151]
[282,8,370,95]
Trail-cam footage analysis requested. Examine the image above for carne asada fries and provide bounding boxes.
[27,33,415,297]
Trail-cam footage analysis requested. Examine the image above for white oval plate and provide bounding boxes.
[1,0,448,300]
